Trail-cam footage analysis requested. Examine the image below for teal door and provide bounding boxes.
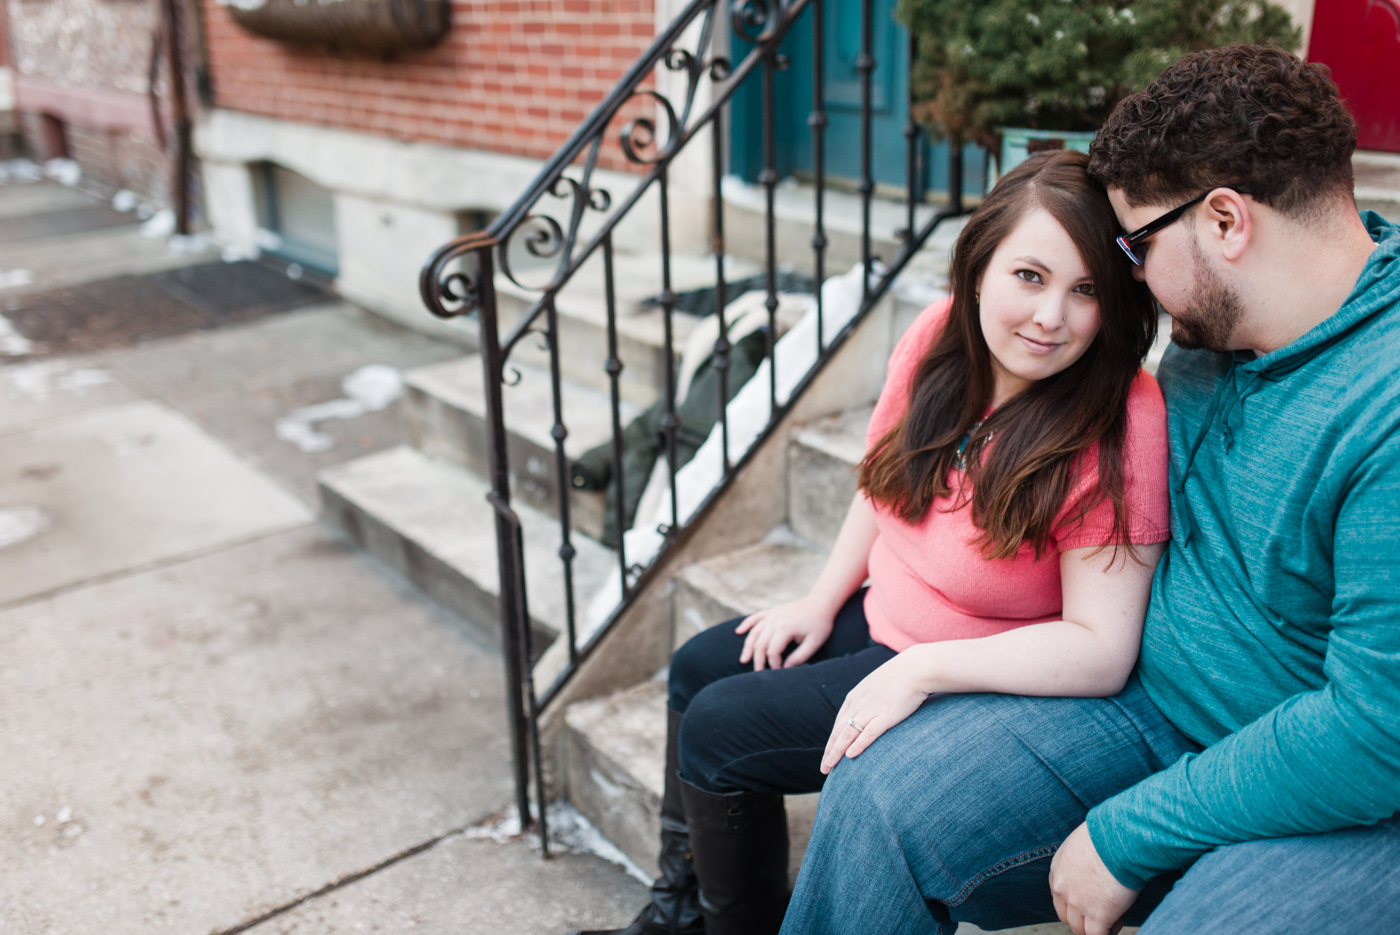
[730,0,983,199]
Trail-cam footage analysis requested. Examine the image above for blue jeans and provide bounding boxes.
[779,680,1400,934]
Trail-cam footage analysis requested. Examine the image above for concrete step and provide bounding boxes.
[672,537,828,651]
[563,678,820,883]
[1355,150,1400,220]
[722,176,969,288]
[787,406,873,550]
[318,445,615,653]
[495,251,761,410]
[400,355,640,541]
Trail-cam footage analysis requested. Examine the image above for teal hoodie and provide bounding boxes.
[1088,212,1400,889]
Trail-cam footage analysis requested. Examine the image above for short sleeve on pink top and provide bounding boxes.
[861,297,1170,652]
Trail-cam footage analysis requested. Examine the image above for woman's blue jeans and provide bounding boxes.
[780,679,1400,934]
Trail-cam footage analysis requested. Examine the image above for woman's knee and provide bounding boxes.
[668,619,745,712]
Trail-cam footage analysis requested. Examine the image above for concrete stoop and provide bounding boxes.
[562,403,873,888]
[672,539,828,650]
[563,679,820,884]
[787,405,873,548]
[401,354,640,541]
[318,445,614,653]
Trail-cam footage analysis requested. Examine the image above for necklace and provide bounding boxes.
[955,420,991,470]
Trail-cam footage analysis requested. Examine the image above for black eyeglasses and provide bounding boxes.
[1115,186,1253,265]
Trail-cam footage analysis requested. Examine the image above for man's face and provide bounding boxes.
[1107,188,1245,352]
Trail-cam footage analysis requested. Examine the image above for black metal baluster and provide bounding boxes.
[761,47,779,413]
[602,234,630,593]
[810,0,827,352]
[858,0,874,302]
[504,509,549,858]
[474,244,534,840]
[544,296,579,665]
[710,113,732,474]
[658,168,680,536]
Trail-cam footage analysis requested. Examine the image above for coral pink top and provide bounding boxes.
[862,297,1170,652]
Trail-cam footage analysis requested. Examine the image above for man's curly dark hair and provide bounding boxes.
[1088,44,1357,219]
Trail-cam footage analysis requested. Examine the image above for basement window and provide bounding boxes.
[254,163,339,276]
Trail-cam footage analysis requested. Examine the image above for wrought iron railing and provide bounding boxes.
[420,0,968,851]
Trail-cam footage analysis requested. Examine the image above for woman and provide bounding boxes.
[578,150,1165,935]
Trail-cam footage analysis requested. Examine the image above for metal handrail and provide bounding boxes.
[419,0,968,853]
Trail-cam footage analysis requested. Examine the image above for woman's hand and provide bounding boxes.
[821,647,933,774]
[735,597,836,671]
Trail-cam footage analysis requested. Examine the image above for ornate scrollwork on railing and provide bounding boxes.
[420,230,495,320]
[619,91,681,165]
[731,0,775,43]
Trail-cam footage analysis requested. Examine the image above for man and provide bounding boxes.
[778,45,1400,935]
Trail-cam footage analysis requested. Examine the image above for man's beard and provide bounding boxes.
[1169,239,1244,351]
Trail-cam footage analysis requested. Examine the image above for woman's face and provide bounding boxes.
[976,207,1102,407]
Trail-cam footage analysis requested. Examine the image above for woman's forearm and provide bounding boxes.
[904,619,1138,699]
[805,492,880,615]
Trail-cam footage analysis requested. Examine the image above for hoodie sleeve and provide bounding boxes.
[1086,425,1400,889]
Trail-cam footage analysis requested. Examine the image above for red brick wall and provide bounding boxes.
[202,0,659,165]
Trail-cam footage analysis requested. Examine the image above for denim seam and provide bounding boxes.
[944,843,1059,908]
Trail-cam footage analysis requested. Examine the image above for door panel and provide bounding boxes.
[1309,0,1400,152]
[729,0,983,198]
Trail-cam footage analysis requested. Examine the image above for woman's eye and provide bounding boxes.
[1015,269,1042,284]
[1074,282,1096,296]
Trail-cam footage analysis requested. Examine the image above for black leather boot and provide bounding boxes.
[680,779,789,935]
[574,708,704,935]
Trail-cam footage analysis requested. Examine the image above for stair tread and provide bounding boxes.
[676,539,828,621]
[566,679,669,802]
[404,355,638,460]
[319,446,615,634]
[791,405,873,467]
[495,251,762,351]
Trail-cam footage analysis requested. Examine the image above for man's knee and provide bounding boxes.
[1140,816,1400,934]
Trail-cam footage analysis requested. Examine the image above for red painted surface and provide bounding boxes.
[1309,0,1400,152]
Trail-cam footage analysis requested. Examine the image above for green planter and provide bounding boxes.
[990,128,1098,189]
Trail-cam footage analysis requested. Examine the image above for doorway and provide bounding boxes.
[728,0,984,200]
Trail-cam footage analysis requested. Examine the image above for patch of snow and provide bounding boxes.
[0,269,35,290]
[0,506,51,550]
[221,243,260,263]
[168,233,209,255]
[7,362,113,399]
[252,228,283,251]
[465,803,652,885]
[140,209,176,239]
[43,158,81,187]
[274,365,403,452]
[111,190,139,212]
[0,314,33,356]
[0,159,43,184]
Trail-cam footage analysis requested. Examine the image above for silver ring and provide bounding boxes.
[846,717,863,732]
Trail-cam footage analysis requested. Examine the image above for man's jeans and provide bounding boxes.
[779,679,1400,935]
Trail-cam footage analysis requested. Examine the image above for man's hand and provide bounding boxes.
[1048,822,1138,935]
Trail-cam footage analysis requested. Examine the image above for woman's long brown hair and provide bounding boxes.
[859,150,1156,560]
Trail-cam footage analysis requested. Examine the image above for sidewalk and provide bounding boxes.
[0,178,645,934]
